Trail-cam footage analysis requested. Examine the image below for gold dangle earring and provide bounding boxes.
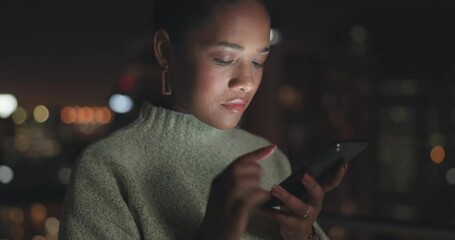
[161,65,171,95]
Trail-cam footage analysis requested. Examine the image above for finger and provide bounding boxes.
[233,189,271,221]
[237,144,276,163]
[229,177,262,200]
[321,163,348,192]
[259,208,296,227]
[270,185,308,217]
[300,174,324,208]
[230,162,261,179]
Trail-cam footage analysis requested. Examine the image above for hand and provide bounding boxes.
[199,145,276,240]
[261,163,348,239]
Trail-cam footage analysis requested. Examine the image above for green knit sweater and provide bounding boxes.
[59,103,329,239]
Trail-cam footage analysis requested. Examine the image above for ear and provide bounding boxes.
[154,29,173,67]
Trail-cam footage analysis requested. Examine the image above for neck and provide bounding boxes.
[158,96,190,114]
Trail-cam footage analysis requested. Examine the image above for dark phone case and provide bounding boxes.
[261,142,368,208]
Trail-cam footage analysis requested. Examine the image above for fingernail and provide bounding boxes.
[263,144,277,158]
[271,185,280,196]
[268,144,277,152]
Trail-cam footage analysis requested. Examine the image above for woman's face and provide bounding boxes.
[170,0,271,130]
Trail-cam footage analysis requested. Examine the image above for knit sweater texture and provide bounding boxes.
[59,103,329,239]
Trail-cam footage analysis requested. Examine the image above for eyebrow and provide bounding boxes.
[215,41,270,53]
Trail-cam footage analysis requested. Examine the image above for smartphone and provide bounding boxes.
[261,141,368,208]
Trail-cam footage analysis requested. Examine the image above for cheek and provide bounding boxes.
[192,66,227,101]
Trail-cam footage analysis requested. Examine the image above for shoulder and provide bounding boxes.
[74,116,154,171]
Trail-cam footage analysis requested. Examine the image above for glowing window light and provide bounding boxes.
[44,217,60,235]
[446,168,455,185]
[33,105,49,123]
[430,146,445,164]
[12,107,27,124]
[270,28,282,45]
[0,165,14,184]
[0,93,18,118]
[109,94,134,114]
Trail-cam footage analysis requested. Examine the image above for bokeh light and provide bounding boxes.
[0,93,18,118]
[58,167,72,185]
[350,25,367,42]
[109,94,134,114]
[12,107,27,124]
[329,225,347,240]
[0,165,14,184]
[60,107,77,124]
[14,133,30,152]
[278,85,302,109]
[61,106,113,125]
[44,217,60,235]
[389,106,411,123]
[33,105,49,123]
[270,28,282,45]
[9,207,24,224]
[100,107,113,124]
[118,74,136,92]
[446,168,455,185]
[350,42,367,56]
[430,146,445,164]
[30,203,47,226]
[340,200,358,216]
[429,133,446,146]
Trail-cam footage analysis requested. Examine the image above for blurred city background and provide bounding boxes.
[1,0,455,239]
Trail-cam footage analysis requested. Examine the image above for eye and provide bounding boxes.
[252,60,265,68]
[213,58,234,66]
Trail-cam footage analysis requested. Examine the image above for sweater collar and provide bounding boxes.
[139,102,224,142]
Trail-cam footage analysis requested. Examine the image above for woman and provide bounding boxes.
[59,0,347,239]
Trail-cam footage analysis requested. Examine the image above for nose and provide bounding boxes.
[228,63,256,92]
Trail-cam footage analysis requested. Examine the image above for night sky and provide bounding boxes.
[0,0,154,106]
[1,0,454,107]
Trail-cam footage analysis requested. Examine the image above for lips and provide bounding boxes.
[221,98,249,114]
